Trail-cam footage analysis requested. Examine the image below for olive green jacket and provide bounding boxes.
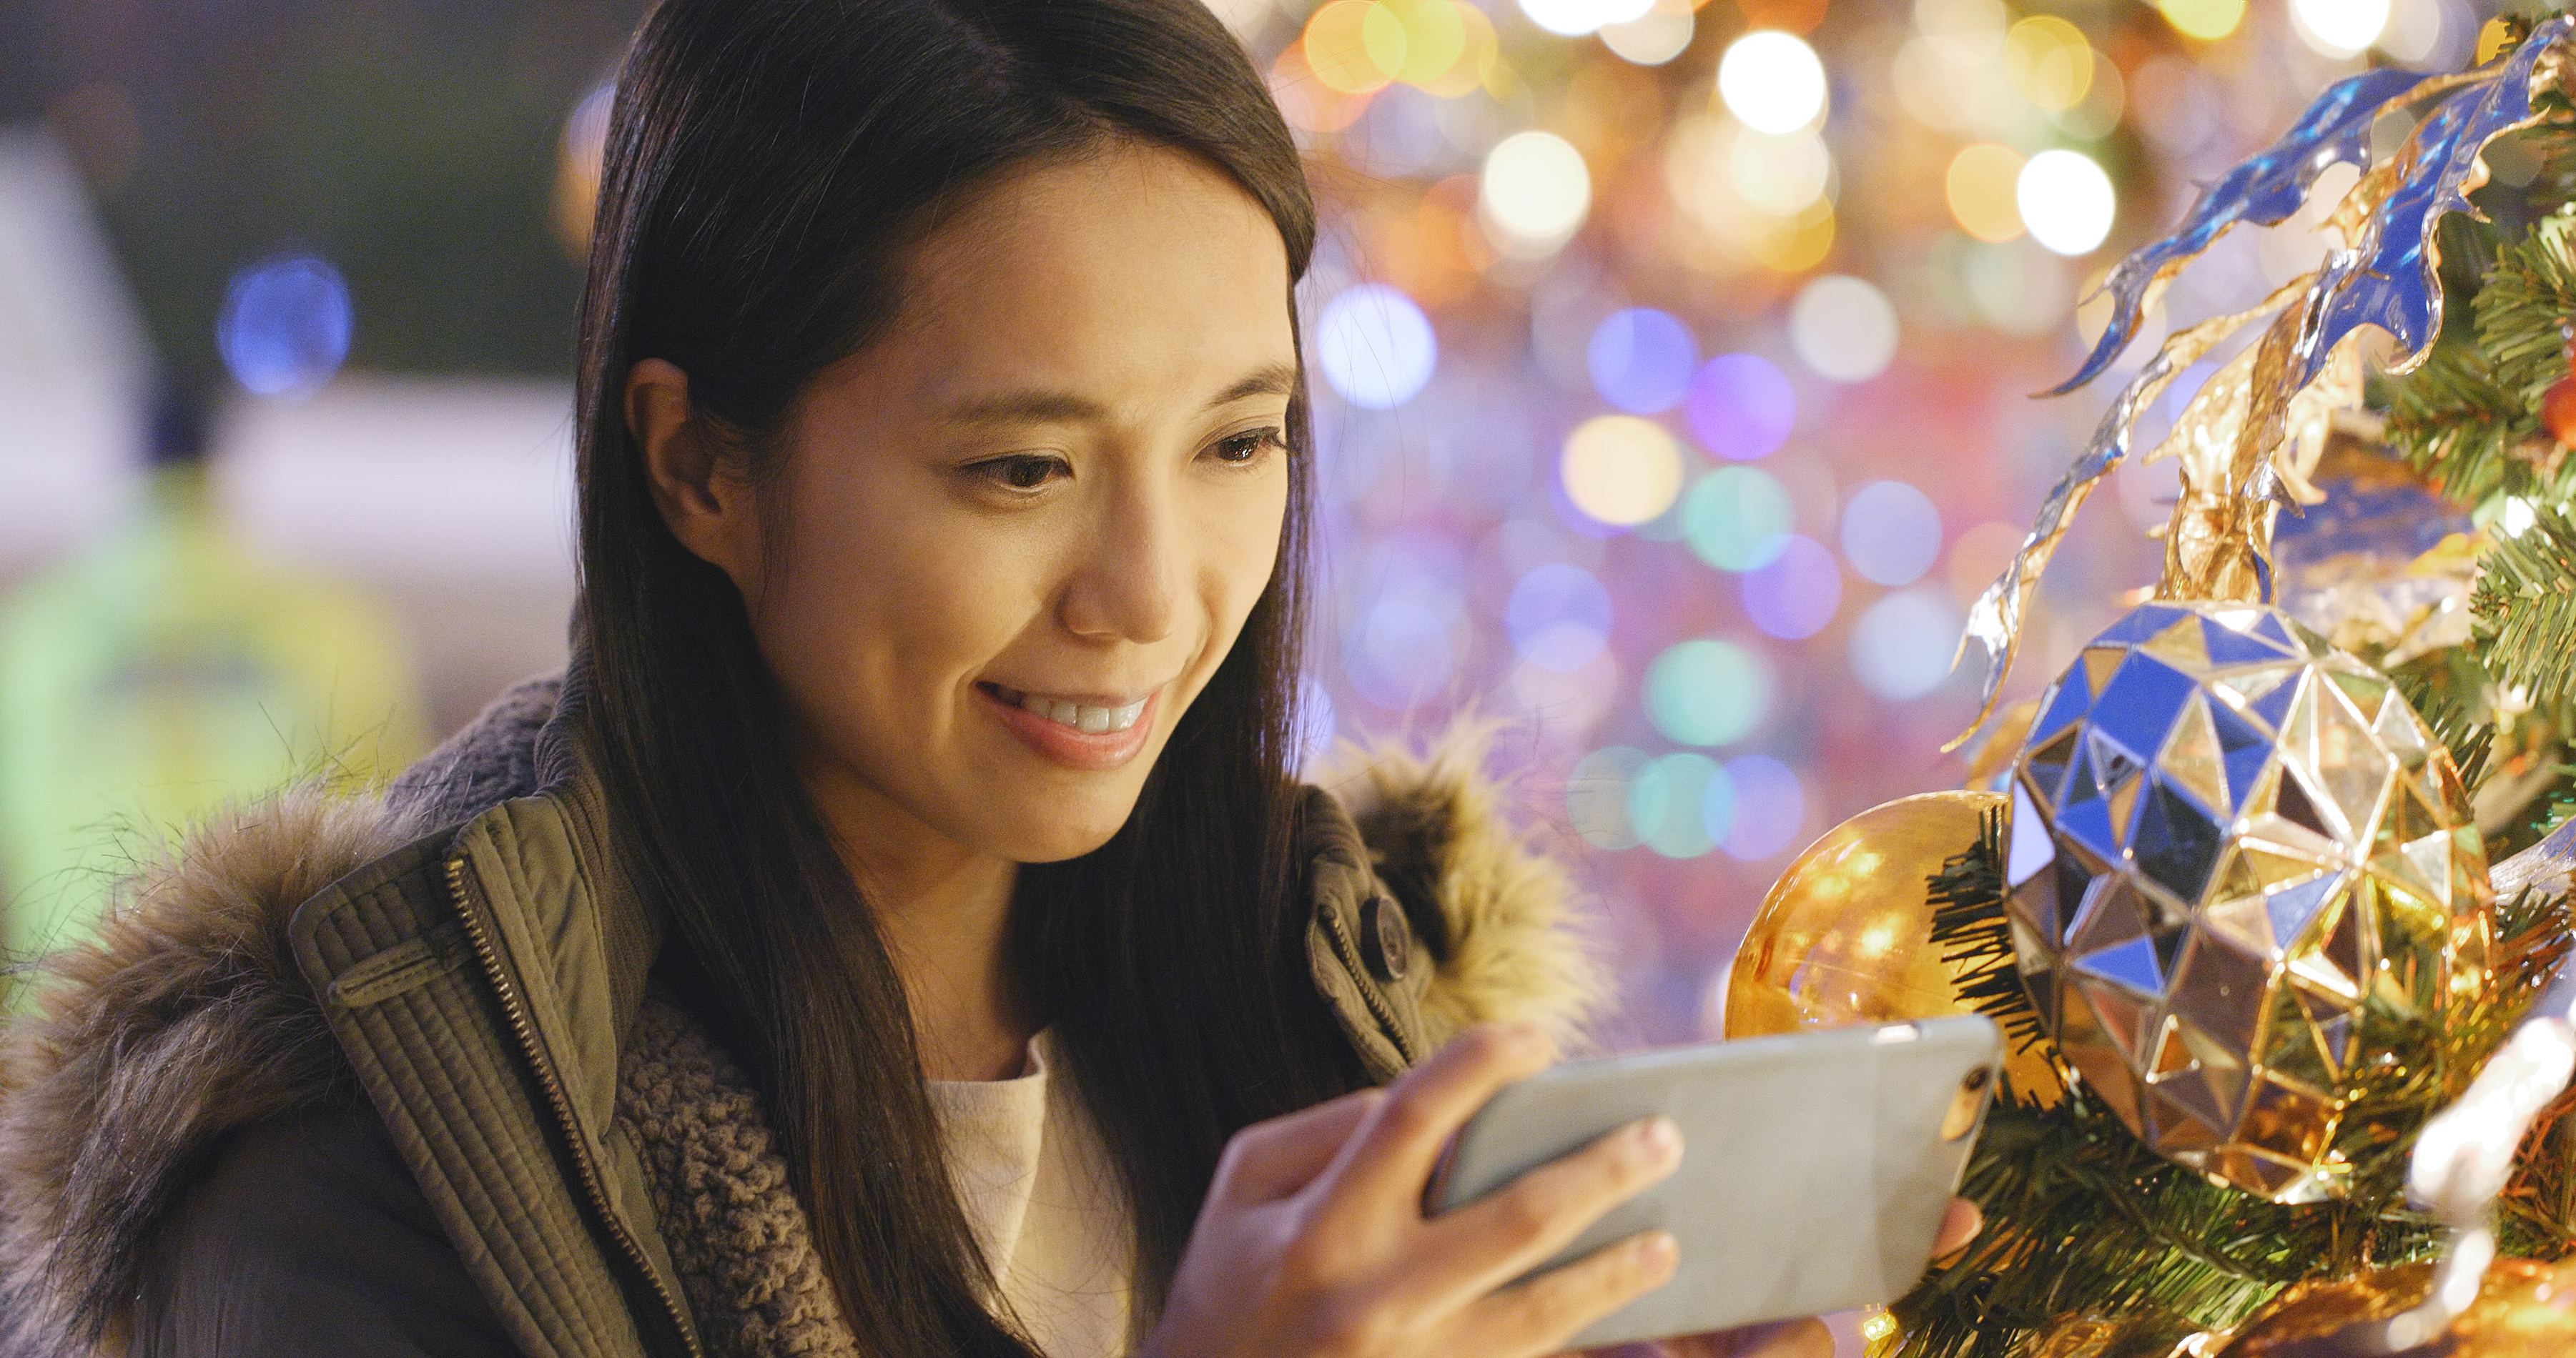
[0,676,1602,1358]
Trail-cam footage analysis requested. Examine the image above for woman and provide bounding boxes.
[0,0,1970,1353]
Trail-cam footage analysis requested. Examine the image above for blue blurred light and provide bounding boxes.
[1586,308,1696,414]
[1849,586,1964,700]
[1684,353,1795,461]
[1506,564,1614,673]
[1316,284,1438,410]
[1643,638,1770,746]
[1568,745,1649,849]
[1740,535,1842,640]
[218,254,351,397]
[1681,467,1792,572]
[1629,753,1722,858]
[1343,576,1461,708]
[1840,480,1943,587]
[1700,760,1739,848]
[1720,755,1805,859]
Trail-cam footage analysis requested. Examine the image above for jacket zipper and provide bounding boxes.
[445,853,705,1358]
[1321,906,1418,1065]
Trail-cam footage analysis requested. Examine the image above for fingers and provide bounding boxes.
[1321,1023,1559,1213]
[1412,1114,1683,1301]
[1210,1087,1386,1206]
[1454,1228,1678,1358]
[1931,1196,1983,1262]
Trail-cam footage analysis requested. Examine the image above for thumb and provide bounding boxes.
[1211,1086,1386,1206]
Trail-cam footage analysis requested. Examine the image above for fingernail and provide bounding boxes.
[1637,1231,1679,1273]
[1635,1115,1682,1161]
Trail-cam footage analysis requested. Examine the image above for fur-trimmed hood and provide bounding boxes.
[0,674,1604,1357]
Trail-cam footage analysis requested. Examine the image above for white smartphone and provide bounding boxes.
[1423,1015,2002,1349]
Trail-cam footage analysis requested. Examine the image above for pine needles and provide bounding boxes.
[1880,821,2575,1358]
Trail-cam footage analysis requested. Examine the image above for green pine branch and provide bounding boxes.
[2473,498,2576,705]
[1882,819,2574,1358]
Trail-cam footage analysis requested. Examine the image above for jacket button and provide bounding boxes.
[1361,893,1410,983]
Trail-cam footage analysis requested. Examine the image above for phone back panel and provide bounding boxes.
[1427,1016,2000,1349]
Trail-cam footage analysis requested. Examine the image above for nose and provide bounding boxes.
[1058,471,1183,645]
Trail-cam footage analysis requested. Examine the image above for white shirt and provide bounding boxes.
[926,1029,1135,1358]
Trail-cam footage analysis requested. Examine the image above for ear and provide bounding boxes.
[625,357,764,595]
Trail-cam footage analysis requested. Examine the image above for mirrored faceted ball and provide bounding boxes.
[2003,601,2492,1202]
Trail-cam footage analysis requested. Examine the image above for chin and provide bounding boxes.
[985,792,1141,865]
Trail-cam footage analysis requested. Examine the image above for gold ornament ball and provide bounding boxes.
[2214,1257,2576,1357]
[2004,600,2493,1202]
[1725,792,2002,1037]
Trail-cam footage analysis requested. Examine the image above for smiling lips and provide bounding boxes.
[977,681,1160,770]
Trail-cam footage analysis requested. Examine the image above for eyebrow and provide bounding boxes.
[942,360,1299,426]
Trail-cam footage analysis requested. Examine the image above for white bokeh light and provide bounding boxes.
[1519,0,1652,37]
[1314,284,1438,410]
[1717,31,1827,134]
[2291,0,2390,56]
[2016,148,2115,256]
[1600,8,1694,65]
[1481,131,1592,254]
[1789,274,1898,382]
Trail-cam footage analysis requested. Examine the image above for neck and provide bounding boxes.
[797,755,1033,1084]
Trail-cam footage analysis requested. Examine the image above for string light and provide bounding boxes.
[1718,31,1827,134]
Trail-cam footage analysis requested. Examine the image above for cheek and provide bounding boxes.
[747,472,1032,720]
[1200,472,1291,640]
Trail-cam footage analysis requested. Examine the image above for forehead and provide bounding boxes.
[866,143,1298,414]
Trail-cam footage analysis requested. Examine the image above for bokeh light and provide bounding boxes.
[1728,128,1833,215]
[1720,755,1805,860]
[1847,585,1965,700]
[1481,131,1592,254]
[1507,563,1614,672]
[1684,353,1796,461]
[1588,307,1697,413]
[1945,144,2026,243]
[218,254,352,397]
[1681,467,1792,571]
[1630,752,1722,858]
[2158,0,2246,39]
[1519,0,1652,37]
[1303,1,1407,94]
[2017,149,2116,256]
[1602,8,1695,65]
[2292,0,2389,56]
[1569,745,1650,850]
[2003,16,2093,111]
[1342,567,1464,708]
[1840,480,1942,586]
[1316,284,1438,410]
[1561,415,1687,526]
[1644,638,1770,746]
[1788,275,1898,382]
[1717,31,1827,134]
[1740,533,1841,640]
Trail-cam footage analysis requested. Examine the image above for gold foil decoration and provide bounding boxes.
[1949,277,2317,752]
[2212,1256,2576,1357]
[2004,600,2493,1201]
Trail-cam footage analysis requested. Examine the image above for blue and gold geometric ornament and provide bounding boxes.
[2004,601,2492,1203]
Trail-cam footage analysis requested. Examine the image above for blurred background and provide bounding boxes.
[0,0,2483,1037]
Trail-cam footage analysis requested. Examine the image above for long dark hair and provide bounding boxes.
[573,0,1366,1353]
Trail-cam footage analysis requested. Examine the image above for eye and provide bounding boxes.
[1208,427,1285,467]
[974,454,1069,491]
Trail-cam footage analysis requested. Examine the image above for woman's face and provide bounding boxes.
[636,142,1298,868]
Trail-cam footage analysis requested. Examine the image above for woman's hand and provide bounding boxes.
[1138,1022,1686,1358]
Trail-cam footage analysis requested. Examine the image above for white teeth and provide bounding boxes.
[1000,685,1148,735]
